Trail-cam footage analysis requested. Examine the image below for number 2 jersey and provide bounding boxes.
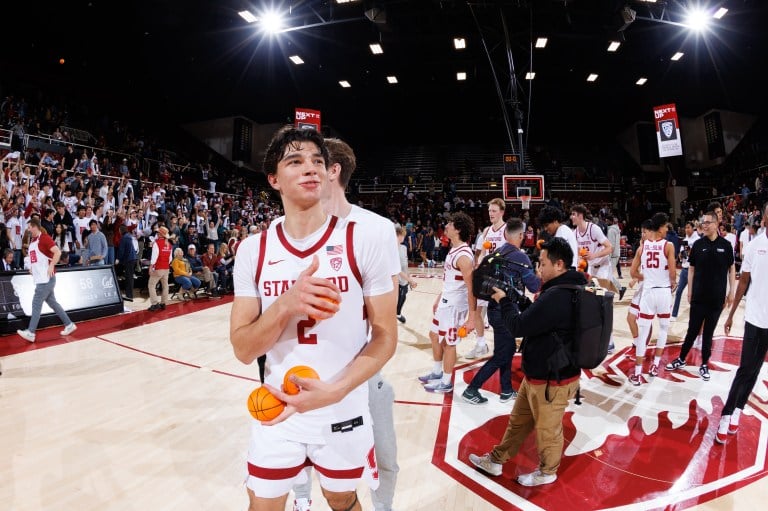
[233,215,394,443]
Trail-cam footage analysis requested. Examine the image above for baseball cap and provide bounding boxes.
[188,244,196,250]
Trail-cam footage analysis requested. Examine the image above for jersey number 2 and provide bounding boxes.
[297,318,318,344]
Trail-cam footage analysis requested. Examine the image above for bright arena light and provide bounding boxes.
[684,8,710,32]
[260,10,284,34]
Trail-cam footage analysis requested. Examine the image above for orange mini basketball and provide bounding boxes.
[536,239,545,250]
[283,365,320,395]
[247,386,285,422]
[482,240,492,250]
[579,247,589,257]
[457,326,467,338]
[578,259,588,271]
[309,296,339,321]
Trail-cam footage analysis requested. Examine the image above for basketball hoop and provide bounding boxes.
[520,195,531,210]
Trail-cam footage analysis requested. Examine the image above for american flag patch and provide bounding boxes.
[326,245,343,255]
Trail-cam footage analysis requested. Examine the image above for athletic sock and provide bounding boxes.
[718,415,731,435]
[653,356,661,366]
[441,373,452,385]
[635,365,642,376]
[475,336,486,347]
[632,336,638,347]
[731,408,742,425]
[433,361,443,374]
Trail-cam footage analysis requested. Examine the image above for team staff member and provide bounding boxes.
[16,218,78,342]
[468,238,582,487]
[665,211,735,380]
[462,218,540,404]
[717,203,768,444]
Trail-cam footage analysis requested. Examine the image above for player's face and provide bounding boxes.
[488,204,502,224]
[269,142,326,204]
[445,221,457,239]
[569,210,583,226]
[543,221,557,236]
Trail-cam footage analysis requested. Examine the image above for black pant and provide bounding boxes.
[467,307,516,395]
[396,284,408,315]
[257,354,267,383]
[723,322,768,415]
[679,301,724,365]
[123,262,136,299]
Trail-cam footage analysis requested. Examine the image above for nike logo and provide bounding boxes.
[267,259,285,265]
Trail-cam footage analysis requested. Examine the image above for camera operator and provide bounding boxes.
[462,218,541,405]
[469,237,584,487]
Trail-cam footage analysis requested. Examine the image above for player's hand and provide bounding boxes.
[284,255,341,320]
[724,315,733,335]
[463,315,476,335]
[259,379,344,425]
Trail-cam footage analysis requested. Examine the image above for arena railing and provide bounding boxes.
[0,128,12,148]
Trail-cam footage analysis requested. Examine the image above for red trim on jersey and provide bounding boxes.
[576,222,599,243]
[638,313,656,319]
[658,313,671,318]
[346,221,362,287]
[254,230,268,287]
[630,303,640,310]
[432,318,439,326]
[454,275,464,281]
[276,216,339,259]
[313,462,365,480]
[247,459,312,480]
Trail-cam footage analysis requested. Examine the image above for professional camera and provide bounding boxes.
[473,249,530,308]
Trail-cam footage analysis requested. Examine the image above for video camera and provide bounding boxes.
[472,249,531,309]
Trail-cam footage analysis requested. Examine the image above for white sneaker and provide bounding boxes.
[465,344,489,359]
[293,498,311,511]
[61,323,77,336]
[17,329,36,342]
[469,453,502,476]
[517,469,557,487]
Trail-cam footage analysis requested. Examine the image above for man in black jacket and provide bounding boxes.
[469,237,583,487]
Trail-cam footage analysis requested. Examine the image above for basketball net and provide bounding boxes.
[520,195,531,210]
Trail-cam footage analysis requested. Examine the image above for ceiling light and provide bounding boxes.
[289,55,304,65]
[369,43,383,54]
[386,76,398,84]
[671,52,684,61]
[684,8,710,32]
[453,37,466,50]
[456,72,467,81]
[607,41,621,52]
[238,10,257,23]
[525,72,535,80]
[587,73,598,82]
[713,8,728,19]
[535,37,548,48]
[260,11,284,34]
[335,0,358,4]
[636,77,647,85]
[339,80,351,88]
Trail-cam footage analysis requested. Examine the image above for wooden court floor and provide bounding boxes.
[1,268,767,510]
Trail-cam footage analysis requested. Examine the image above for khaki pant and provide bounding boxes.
[491,377,580,475]
[148,269,169,305]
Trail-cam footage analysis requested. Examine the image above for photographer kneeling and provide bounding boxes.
[462,218,541,404]
[469,237,584,487]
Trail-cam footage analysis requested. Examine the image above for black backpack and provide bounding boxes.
[549,284,614,370]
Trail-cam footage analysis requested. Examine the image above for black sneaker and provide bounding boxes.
[619,287,627,301]
[499,390,518,403]
[160,303,166,310]
[665,358,686,371]
[699,364,710,381]
[462,387,488,405]
[148,304,161,311]
[122,295,133,302]
[397,315,406,324]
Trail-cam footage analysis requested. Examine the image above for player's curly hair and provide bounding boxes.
[263,125,329,176]
[541,237,574,269]
[448,212,475,244]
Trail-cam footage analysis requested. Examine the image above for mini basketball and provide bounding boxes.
[482,240,492,250]
[578,259,588,271]
[283,365,320,395]
[579,247,589,257]
[457,326,467,338]
[247,386,285,422]
[536,239,545,250]
[309,296,339,321]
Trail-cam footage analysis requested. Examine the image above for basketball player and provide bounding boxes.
[291,137,401,511]
[230,126,397,511]
[629,213,677,385]
[418,211,477,393]
[466,198,507,359]
[537,206,578,269]
[625,220,653,360]
[570,204,623,353]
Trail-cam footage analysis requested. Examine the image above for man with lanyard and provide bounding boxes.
[466,198,507,360]
[462,218,540,404]
[665,210,735,381]
[16,218,77,342]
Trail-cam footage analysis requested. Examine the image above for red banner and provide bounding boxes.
[295,108,321,131]
[653,103,682,157]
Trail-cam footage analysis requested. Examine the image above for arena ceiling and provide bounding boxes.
[4,0,768,147]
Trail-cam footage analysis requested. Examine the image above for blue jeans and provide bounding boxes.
[175,275,201,290]
[28,276,73,333]
[467,306,516,395]
[105,246,115,266]
[671,267,688,317]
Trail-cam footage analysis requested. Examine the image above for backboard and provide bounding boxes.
[502,175,545,201]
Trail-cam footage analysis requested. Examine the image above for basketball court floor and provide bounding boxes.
[1,267,766,510]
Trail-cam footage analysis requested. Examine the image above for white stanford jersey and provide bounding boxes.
[479,223,506,256]
[575,222,609,268]
[248,216,371,443]
[640,239,671,288]
[441,243,474,309]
